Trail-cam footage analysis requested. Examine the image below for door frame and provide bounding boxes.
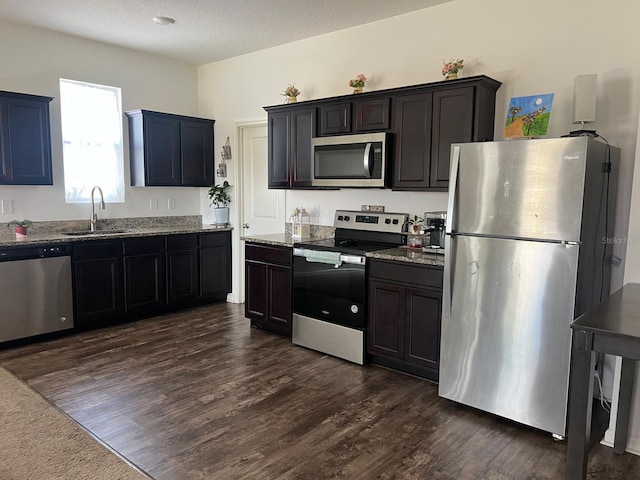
[232,119,267,305]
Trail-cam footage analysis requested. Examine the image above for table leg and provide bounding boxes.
[566,330,595,480]
[614,357,636,453]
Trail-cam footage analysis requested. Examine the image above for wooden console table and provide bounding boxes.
[566,283,640,479]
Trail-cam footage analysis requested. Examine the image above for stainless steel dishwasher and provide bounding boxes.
[0,244,74,343]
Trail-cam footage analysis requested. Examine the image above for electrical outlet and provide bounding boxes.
[150,198,158,210]
[168,198,176,210]
[1,200,14,214]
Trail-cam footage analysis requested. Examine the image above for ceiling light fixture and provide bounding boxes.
[152,16,175,26]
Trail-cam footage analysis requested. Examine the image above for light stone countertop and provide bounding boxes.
[0,225,232,248]
[367,247,445,267]
[242,233,297,248]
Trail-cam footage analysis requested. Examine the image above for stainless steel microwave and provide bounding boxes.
[311,132,388,188]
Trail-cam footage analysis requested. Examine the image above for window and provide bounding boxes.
[60,79,125,203]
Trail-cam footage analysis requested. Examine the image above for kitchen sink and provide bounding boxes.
[61,229,129,236]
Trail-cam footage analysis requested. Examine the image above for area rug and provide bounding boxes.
[0,365,149,480]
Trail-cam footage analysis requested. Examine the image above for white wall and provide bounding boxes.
[0,19,202,223]
[198,0,640,446]
[198,0,640,291]
[614,111,640,454]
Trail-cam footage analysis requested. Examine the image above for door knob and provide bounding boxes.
[242,223,250,229]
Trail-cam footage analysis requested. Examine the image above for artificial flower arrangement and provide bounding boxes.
[281,83,300,103]
[348,73,367,90]
[442,58,464,77]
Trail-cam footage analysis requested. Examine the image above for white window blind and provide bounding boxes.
[60,79,125,203]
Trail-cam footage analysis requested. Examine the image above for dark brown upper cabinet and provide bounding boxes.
[393,81,499,191]
[354,98,391,132]
[126,109,215,187]
[266,107,315,188]
[264,75,501,191]
[318,102,351,135]
[0,90,53,185]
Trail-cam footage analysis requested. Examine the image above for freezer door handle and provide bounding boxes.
[443,233,454,319]
[446,145,460,235]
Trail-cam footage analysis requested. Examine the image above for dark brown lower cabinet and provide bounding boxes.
[200,231,232,302]
[123,237,165,315]
[367,259,443,381]
[166,234,198,306]
[73,231,231,329]
[245,243,292,337]
[73,241,124,327]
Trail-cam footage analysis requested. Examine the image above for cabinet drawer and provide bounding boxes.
[245,243,292,265]
[74,241,122,260]
[200,231,230,247]
[166,233,198,251]
[124,237,163,256]
[369,259,443,289]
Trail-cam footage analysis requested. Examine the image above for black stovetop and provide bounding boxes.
[295,229,405,256]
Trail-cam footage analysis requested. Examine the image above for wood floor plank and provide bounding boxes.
[1,302,640,479]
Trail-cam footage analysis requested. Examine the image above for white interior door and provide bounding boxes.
[240,123,285,236]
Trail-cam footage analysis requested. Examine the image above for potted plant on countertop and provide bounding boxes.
[208,181,232,225]
[405,214,423,234]
[7,219,33,239]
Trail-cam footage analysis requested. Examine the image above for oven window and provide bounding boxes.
[293,256,366,329]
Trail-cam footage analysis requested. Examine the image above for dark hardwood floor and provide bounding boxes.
[1,302,638,479]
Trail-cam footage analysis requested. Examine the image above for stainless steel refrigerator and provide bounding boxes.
[439,136,619,436]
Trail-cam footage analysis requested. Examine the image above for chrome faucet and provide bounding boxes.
[90,186,105,232]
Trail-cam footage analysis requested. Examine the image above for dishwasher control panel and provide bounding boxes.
[0,244,71,262]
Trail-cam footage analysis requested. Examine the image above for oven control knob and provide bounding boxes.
[385,218,391,224]
[351,305,359,314]
[392,219,399,224]
[337,215,344,221]
[344,215,350,221]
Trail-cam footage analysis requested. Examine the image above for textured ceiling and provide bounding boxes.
[0,0,454,65]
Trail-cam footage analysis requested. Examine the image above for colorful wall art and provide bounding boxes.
[504,93,554,138]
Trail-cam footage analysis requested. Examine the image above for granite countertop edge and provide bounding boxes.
[242,233,296,248]
[0,225,233,248]
[367,247,445,267]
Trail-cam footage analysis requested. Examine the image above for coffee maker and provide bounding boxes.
[424,211,447,249]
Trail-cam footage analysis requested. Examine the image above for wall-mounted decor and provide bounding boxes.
[504,93,554,138]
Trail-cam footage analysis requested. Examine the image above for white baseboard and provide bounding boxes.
[601,429,640,456]
[226,293,240,304]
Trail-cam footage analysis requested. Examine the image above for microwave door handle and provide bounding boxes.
[363,143,373,177]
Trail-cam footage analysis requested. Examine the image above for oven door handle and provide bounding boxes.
[293,248,366,265]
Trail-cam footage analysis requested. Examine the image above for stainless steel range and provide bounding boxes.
[292,210,407,364]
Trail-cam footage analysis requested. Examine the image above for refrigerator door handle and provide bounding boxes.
[443,233,455,319]
[446,145,461,235]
